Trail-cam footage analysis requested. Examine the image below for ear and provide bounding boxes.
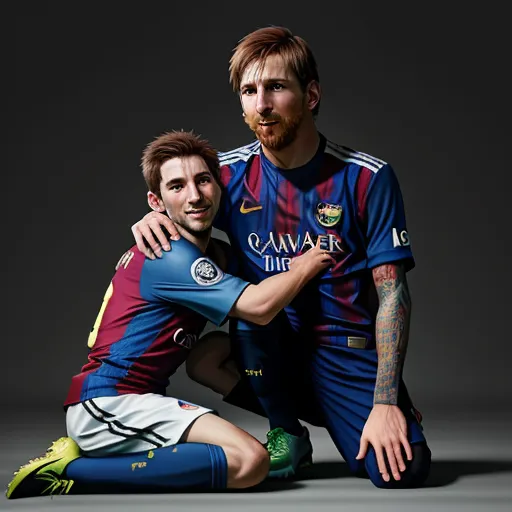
[147,191,165,212]
[239,93,247,118]
[306,80,321,113]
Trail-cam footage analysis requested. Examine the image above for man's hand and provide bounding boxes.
[289,240,336,278]
[131,212,179,259]
[356,404,412,482]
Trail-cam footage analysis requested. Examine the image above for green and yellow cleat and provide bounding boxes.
[266,427,313,479]
[6,437,81,499]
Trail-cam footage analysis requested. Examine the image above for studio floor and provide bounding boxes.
[1,404,510,512]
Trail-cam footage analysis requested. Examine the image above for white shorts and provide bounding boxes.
[66,393,213,456]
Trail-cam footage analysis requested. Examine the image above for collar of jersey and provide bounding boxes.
[260,133,327,189]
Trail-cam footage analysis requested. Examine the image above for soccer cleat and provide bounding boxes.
[6,437,81,499]
[266,427,313,478]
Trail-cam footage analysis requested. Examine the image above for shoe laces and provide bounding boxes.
[266,428,289,456]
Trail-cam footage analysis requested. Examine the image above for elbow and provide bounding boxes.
[249,305,275,326]
[252,316,272,326]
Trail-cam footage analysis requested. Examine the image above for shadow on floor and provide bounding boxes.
[424,460,512,487]
[3,460,512,497]
[289,459,512,488]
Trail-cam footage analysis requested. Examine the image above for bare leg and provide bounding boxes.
[182,413,269,488]
[186,331,240,396]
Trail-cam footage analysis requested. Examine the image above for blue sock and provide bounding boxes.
[234,324,303,437]
[65,443,227,492]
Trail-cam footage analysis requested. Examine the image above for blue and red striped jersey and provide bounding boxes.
[64,238,249,407]
[214,134,413,341]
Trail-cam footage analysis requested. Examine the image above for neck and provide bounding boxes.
[176,225,211,253]
[261,118,320,169]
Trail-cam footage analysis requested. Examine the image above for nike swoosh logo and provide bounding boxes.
[240,200,263,214]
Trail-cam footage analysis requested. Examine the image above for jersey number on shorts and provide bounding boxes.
[87,281,114,348]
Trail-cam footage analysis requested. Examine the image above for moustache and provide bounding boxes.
[251,114,282,124]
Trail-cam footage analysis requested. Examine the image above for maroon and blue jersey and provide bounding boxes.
[64,238,250,407]
[214,134,413,342]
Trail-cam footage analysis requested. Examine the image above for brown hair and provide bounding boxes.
[229,26,321,116]
[141,130,220,197]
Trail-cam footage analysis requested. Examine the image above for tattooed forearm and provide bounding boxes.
[372,264,411,405]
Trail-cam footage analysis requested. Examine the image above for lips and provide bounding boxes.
[186,206,210,218]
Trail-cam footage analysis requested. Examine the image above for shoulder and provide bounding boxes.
[144,238,202,273]
[324,138,389,175]
[141,238,221,293]
[218,139,261,167]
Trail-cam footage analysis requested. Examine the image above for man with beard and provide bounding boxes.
[6,130,334,499]
[130,27,432,488]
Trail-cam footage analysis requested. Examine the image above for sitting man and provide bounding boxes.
[6,130,334,499]
[129,26,432,489]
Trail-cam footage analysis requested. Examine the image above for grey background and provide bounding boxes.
[2,2,511,510]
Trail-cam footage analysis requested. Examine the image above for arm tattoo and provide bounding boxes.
[372,264,411,405]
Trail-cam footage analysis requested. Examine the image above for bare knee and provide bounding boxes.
[185,352,206,383]
[186,332,229,382]
[224,437,269,489]
[182,406,268,488]
[186,332,239,396]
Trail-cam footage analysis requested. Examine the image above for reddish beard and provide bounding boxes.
[246,111,304,151]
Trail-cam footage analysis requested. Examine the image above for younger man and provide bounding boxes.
[6,130,334,499]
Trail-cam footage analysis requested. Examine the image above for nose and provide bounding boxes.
[256,87,272,116]
[187,183,202,204]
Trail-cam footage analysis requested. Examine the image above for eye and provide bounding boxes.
[198,175,211,185]
[169,184,183,192]
[242,87,256,95]
[270,83,284,91]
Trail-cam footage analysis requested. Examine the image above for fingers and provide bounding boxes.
[324,253,336,264]
[393,439,407,473]
[383,429,412,481]
[396,409,412,461]
[146,213,179,252]
[319,251,336,266]
[161,216,181,243]
[140,223,164,259]
[355,437,368,460]
[383,415,411,480]
[131,223,157,260]
[358,439,401,483]
[400,431,413,461]
[131,212,179,259]
[150,220,172,252]
[385,441,402,481]
[374,445,390,483]
[358,406,414,483]
[310,243,336,264]
[315,239,337,265]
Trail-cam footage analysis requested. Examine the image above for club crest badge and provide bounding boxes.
[315,202,343,227]
[178,400,199,410]
[190,257,223,286]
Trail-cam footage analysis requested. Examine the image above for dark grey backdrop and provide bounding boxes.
[4,2,510,417]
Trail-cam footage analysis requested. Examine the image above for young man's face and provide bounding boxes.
[149,155,221,236]
[239,54,309,151]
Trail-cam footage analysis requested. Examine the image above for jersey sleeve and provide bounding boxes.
[140,239,250,326]
[364,164,415,271]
